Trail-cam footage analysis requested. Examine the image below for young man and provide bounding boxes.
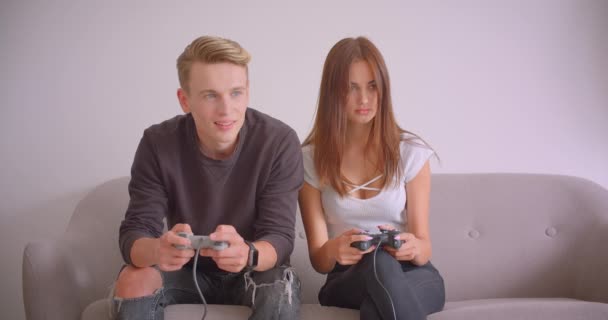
[112,35,303,319]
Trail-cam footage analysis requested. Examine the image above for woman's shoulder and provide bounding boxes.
[301,144,314,155]
[301,144,315,163]
[400,132,431,152]
[301,144,316,167]
[399,132,434,182]
[301,144,321,188]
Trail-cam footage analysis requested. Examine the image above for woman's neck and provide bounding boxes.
[345,122,373,150]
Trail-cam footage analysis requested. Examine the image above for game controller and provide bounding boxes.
[175,232,229,251]
[350,229,404,251]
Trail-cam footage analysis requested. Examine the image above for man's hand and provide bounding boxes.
[157,223,195,271]
[330,228,376,266]
[200,225,250,273]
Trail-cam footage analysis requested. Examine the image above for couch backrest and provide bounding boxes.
[427,174,608,302]
[67,174,608,306]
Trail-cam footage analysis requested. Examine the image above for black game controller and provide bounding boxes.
[350,229,404,251]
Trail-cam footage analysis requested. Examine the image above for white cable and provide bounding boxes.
[193,248,208,320]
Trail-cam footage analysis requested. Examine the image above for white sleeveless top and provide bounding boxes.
[302,135,434,238]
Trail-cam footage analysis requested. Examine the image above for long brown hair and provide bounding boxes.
[303,36,412,197]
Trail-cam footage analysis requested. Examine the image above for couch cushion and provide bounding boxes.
[165,304,359,320]
[82,299,359,320]
[83,297,608,320]
[429,298,608,320]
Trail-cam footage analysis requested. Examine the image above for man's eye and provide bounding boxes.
[205,93,217,99]
[231,91,242,97]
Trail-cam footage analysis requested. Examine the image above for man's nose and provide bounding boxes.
[217,96,230,114]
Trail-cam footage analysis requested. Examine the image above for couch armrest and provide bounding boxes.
[23,239,89,320]
[575,222,608,304]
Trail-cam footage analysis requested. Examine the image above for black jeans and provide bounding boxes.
[111,265,300,320]
[318,250,445,320]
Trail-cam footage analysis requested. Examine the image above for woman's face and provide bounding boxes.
[344,60,378,126]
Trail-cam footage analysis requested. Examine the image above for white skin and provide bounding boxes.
[299,60,433,274]
[128,62,277,275]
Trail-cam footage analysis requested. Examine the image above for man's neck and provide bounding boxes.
[198,135,239,160]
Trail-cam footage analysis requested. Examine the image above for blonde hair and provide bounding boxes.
[177,36,251,92]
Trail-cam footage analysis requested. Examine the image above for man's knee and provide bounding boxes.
[246,266,301,316]
[114,265,162,298]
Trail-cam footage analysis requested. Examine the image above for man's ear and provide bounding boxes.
[177,88,190,113]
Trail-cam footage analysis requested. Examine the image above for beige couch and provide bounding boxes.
[23,174,608,319]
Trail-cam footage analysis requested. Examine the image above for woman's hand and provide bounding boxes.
[330,228,376,265]
[378,224,421,262]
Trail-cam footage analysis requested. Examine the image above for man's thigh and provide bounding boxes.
[225,265,301,308]
[161,266,223,305]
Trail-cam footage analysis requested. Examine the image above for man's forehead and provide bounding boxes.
[188,62,248,90]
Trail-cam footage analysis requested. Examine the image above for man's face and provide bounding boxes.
[178,62,249,154]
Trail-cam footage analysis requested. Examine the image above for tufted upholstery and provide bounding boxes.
[23,174,608,319]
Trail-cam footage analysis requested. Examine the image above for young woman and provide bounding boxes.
[299,37,445,320]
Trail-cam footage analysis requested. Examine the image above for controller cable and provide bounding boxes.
[192,247,208,320]
[372,239,397,320]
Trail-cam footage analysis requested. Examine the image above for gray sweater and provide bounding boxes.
[119,108,304,271]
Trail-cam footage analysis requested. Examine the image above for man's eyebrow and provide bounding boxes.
[197,89,216,96]
[231,86,247,91]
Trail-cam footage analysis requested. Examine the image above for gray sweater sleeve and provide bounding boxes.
[118,131,167,265]
[253,128,304,266]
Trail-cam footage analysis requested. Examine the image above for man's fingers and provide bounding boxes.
[210,225,237,239]
[210,225,242,246]
[170,247,195,258]
[199,248,215,257]
[171,223,192,234]
[167,232,191,246]
[210,232,239,244]
[199,247,240,258]
[202,246,241,259]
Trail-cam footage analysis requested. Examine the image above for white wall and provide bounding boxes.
[2,0,607,318]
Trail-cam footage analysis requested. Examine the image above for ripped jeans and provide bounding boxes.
[111,265,300,320]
